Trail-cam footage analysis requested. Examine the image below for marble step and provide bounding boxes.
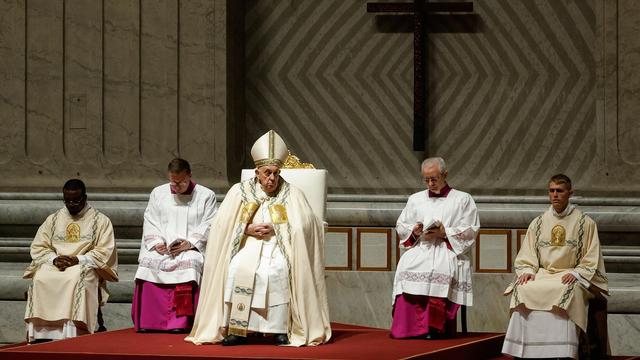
[0,237,141,263]
[2,193,640,230]
[0,263,637,315]
[2,237,640,269]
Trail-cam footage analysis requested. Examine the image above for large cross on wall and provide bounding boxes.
[367,1,474,152]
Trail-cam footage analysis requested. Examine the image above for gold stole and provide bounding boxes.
[228,201,261,337]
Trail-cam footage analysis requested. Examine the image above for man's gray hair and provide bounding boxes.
[421,157,447,175]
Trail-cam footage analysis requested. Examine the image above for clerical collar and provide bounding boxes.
[171,181,196,195]
[67,204,91,219]
[429,184,451,198]
[551,204,575,218]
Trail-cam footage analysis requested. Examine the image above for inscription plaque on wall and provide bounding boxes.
[475,229,512,273]
[357,228,391,271]
[325,227,352,270]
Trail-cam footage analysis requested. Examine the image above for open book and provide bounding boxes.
[422,218,441,231]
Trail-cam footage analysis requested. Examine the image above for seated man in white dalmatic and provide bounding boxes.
[24,179,118,343]
[502,174,608,359]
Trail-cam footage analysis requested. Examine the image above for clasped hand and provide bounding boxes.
[245,223,275,239]
[412,223,446,241]
[53,255,79,271]
[154,239,192,257]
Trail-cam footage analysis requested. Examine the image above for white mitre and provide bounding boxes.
[251,130,288,168]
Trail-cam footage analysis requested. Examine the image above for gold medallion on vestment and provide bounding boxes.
[269,204,288,224]
[240,202,259,223]
[65,223,81,243]
[551,224,566,246]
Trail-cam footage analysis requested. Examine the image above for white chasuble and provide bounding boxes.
[186,179,331,346]
[393,189,479,306]
[23,205,118,337]
[135,184,217,285]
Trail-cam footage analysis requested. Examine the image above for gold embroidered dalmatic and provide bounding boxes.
[504,207,608,331]
[24,206,118,333]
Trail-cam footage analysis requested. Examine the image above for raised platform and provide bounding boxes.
[0,323,505,360]
[2,193,640,355]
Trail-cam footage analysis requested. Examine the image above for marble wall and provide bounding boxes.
[0,0,242,192]
[242,0,640,196]
[1,0,639,196]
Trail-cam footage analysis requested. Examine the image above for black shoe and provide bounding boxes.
[28,338,52,345]
[423,332,442,340]
[274,333,289,345]
[168,328,189,334]
[136,328,149,333]
[222,334,247,346]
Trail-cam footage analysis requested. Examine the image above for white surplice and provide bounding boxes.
[135,183,217,285]
[393,189,479,306]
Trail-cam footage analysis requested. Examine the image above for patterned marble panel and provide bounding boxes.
[325,271,395,329]
[608,314,640,356]
[241,0,640,195]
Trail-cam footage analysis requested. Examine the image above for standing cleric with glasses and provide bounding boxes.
[391,157,479,339]
[132,158,217,333]
[23,179,118,343]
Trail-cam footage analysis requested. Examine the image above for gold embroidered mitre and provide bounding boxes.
[251,130,288,168]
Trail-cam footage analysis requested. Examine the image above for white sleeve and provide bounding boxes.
[444,194,480,256]
[76,254,98,268]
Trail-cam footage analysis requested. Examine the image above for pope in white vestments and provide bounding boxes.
[185,130,331,347]
[502,174,608,359]
[132,158,217,332]
[391,157,479,339]
[24,179,118,343]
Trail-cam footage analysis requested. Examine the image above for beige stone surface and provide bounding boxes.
[0,0,234,192]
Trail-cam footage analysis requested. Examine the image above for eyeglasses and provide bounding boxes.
[423,176,442,183]
[63,196,85,206]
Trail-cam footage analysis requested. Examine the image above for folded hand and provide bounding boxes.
[245,223,275,239]
[169,239,193,257]
[53,255,79,271]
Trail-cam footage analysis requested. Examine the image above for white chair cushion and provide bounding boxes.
[240,169,327,221]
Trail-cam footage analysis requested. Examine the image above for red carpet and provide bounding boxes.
[0,323,505,360]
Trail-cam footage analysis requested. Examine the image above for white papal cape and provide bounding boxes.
[393,189,479,306]
[185,178,331,346]
[135,183,217,285]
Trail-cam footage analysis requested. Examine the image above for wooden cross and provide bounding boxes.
[367,1,473,151]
